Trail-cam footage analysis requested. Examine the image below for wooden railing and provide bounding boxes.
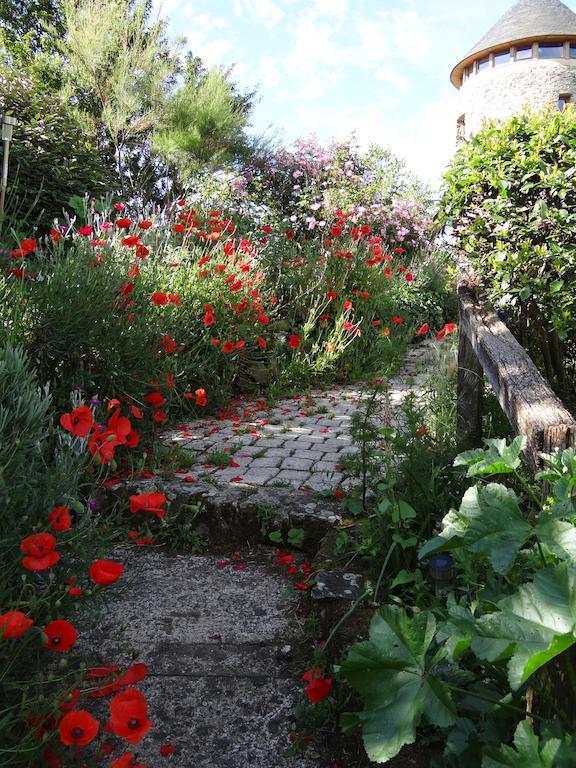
[456,263,576,469]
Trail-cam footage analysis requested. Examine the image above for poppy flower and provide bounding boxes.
[289,335,301,349]
[152,409,166,423]
[391,315,403,326]
[256,313,269,325]
[160,744,177,756]
[48,506,72,532]
[0,611,33,639]
[60,405,94,437]
[257,336,267,349]
[50,228,63,242]
[129,492,167,517]
[405,272,414,282]
[43,619,78,652]
[108,688,152,744]
[436,322,457,339]
[304,673,333,703]
[59,688,81,713]
[416,323,429,337]
[130,405,143,420]
[87,430,120,464]
[122,236,140,247]
[138,220,153,230]
[195,388,207,407]
[59,710,99,746]
[144,392,165,407]
[203,312,215,326]
[285,229,295,239]
[90,559,124,586]
[20,238,38,254]
[161,335,176,354]
[78,225,93,236]
[222,341,235,354]
[168,294,181,305]
[20,532,60,571]
[151,291,168,306]
[116,218,132,228]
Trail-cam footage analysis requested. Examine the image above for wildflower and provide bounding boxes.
[59,710,99,746]
[59,405,94,437]
[20,533,60,571]
[144,392,165,407]
[151,291,168,306]
[195,388,207,407]
[257,336,267,349]
[78,225,93,236]
[115,218,132,229]
[43,619,78,652]
[89,559,124,586]
[151,409,166,423]
[0,611,33,639]
[108,688,152,744]
[391,315,403,326]
[138,220,153,230]
[87,430,120,464]
[48,506,72,532]
[416,323,429,337]
[436,322,457,339]
[161,335,176,354]
[111,753,146,768]
[289,335,301,349]
[222,341,235,354]
[302,669,333,703]
[129,492,167,517]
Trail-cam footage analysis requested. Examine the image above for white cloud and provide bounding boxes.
[233,0,284,27]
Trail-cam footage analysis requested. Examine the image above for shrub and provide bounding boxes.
[439,106,576,396]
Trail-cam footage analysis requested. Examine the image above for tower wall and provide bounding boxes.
[460,58,576,136]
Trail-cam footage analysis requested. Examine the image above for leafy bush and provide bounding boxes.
[0,66,108,236]
[440,107,576,396]
[340,438,576,765]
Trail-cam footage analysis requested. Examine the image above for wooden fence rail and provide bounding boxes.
[457,267,576,470]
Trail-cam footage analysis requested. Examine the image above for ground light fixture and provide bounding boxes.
[0,114,18,219]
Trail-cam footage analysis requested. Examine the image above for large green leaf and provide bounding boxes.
[454,437,526,477]
[340,606,456,763]
[471,564,576,689]
[483,721,576,767]
[420,483,531,574]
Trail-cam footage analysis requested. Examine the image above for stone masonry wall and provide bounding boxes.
[460,58,576,136]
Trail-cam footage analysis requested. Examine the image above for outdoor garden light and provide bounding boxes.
[428,554,454,585]
[0,114,18,219]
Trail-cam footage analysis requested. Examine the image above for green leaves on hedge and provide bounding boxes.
[340,606,456,763]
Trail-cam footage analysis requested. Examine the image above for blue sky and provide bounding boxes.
[153,0,575,188]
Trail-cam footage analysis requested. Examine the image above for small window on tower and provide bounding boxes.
[477,56,490,71]
[515,46,533,60]
[570,44,576,58]
[539,43,564,58]
[494,49,510,66]
[558,94,572,111]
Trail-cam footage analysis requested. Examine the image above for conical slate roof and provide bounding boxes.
[451,0,576,86]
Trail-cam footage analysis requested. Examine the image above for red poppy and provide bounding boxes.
[222,341,235,354]
[289,335,301,349]
[416,323,430,337]
[203,312,215,325]
[20,238,38,254]
[87,430,120,464]
[257,336,267,349]
[303,672,333,703]
[90,559,124,586]
[391,315,403,326]
[59,710,99,746]
[285,229,295,239]
[152,409,166,423]
[130,404,143,419]
[0,611,33,639]
[47,505,71,532]
[161,335,176,354]
[405,272,414,282]
[20,532,60,571]
[78,225,93,236]
[195,388,207,407]
[122,236,140,247]
[108,688,152,744]
[129,492,167,517]
[50,228,63,242]
[59,405,94,437]
[42,749,62,767]
[116,218,132,229]
[114,202,126,210]
[256,313,269,325]
[151,291,168,306]
[168,293,181,306]
[144,392,165,407]
[394,246,405,254]
[160,744,177,756]
[138,220,153,230]
[436,322,457,339]
[43,619,78,652]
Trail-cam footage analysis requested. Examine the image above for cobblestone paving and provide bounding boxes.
[164,341,443,492]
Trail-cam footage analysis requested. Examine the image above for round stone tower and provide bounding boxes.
[451,0,576,140]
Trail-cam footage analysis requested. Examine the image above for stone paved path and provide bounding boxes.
[164,340,443,493]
